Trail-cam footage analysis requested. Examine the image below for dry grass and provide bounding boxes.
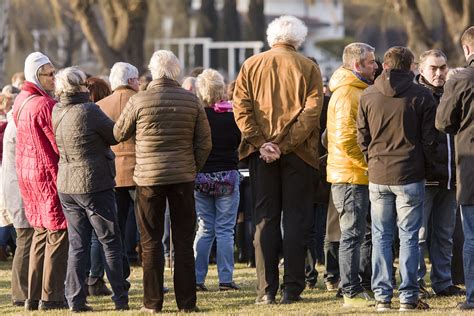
[0,259,472,315]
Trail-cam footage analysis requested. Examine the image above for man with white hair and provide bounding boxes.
[114,50,211,313]
[12,52,68,311]
[233,15,323,305]
[96,62,139,291]
[326,42,378,307]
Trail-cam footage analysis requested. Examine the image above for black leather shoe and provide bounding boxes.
[70,304,93,313]
[196,283,208,291]
[39,300,68,310]
[115,304,129,311]
[12,299,25,307]
[219,282,241,291]
[280,291,302,304]
[436,285,466,297]
[255,294,276,305]
[24,299,39,311]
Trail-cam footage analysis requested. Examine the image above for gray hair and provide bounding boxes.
[419,49,447,67]
[342,43,375,69]
[55,67,87,97]
[109,62,139,91]
[148,50,181,80]
[181,76,197,94]
[196,69,225,106]
[266,15,308,49]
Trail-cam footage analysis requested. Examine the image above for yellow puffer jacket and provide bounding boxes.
[327,67,369,185]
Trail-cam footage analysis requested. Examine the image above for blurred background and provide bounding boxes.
[0,0,471,85]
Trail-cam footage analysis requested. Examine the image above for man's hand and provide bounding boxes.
[259,142,281,163]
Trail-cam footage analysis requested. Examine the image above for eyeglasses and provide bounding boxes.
[39,71,56,77]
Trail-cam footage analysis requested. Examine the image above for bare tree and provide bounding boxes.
[69,0,149,72]
[391,0,473,64]
[245,0,265,43]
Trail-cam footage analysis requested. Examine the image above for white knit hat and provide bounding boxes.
[24,52,52,90]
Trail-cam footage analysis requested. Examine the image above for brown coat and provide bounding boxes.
[97,88,136,187]
[233,43,324,169]
[113,78,212,186]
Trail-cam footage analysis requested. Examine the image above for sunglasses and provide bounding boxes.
[39,71,56,77]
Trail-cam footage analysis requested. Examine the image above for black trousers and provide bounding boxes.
[249,152,314,297]
[136,182,197,311]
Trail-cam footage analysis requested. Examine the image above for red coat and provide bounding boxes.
[13,81,66,230]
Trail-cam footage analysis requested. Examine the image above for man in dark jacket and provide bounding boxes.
[416,49,463,298]
[114,50,212,313]
[357,46,437,312]
[436,26,474,310]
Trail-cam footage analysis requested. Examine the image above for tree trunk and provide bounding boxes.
[0,0,10,88]
[438,0,472,64]
[245,0,265,43]
[70,0,148,72]
[391,0,434,57]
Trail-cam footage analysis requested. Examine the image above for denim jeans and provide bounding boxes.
[331,184,369,297]
[460,205,474,303]
[369,181,424,304]
[418,186,456,293]
[194,180,240,284]
[59,190,128,308]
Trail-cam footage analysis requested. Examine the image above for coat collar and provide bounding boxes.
[468,54,474,67]
[147,78,180,89]
[271,43,297,52]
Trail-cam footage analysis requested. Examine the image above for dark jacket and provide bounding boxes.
[357,69,437,185]
[52,92,118,194]
[416,75,456,189]
[113,78,212,186]
[200,107,241,173]
[435,55,474,205]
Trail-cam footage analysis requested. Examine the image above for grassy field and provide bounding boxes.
[0,259,471,315]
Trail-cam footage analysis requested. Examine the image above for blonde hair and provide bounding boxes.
[148,50,181,80]
[196,69,225,106]
[55,67,87,97]
[266,15,307,49]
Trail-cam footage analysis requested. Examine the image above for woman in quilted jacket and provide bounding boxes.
[193,69,242,292]
[12,52,68,311]
[52,67,129,312]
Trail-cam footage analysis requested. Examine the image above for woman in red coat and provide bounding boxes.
[13,52,68,311]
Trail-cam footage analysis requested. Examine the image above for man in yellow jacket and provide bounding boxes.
[326,42,378,308]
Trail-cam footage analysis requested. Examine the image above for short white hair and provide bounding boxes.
[148,50,181,80]
[109,62,138,90]
[342,43,375,69]
[55,67,87,97]
[266,15,308,49]
[196,69,225,106]
[181,76,197,94]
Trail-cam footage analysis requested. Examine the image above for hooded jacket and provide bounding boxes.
[416,75,456,189]
[326,67,369,185]
[357,69,437,185]
[436,55,474,205]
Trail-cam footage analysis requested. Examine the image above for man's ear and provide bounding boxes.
[463,44,471,58]
[353,60,361,72]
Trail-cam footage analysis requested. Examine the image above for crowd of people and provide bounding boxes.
[0,14,473,313]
